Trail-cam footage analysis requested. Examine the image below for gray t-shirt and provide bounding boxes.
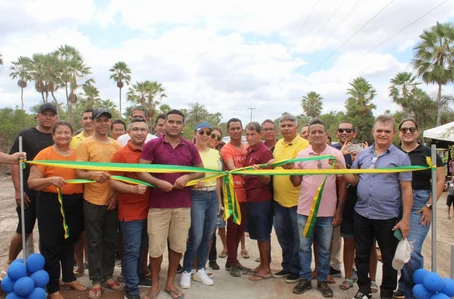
[448,181,454,196]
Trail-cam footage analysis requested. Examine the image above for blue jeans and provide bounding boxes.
[398,189,431,299]
[120,220,147,295]
[297,215,333,281]
[183,190,218,272]
[274,202,300,274]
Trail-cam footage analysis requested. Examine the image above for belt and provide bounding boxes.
[192,186,217,192]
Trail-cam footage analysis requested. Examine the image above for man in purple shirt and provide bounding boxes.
[339,115,413,299]
[138,109,204,299]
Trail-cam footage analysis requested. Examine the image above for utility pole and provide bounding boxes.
[248,107,256,122]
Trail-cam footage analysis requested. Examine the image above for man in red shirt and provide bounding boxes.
[244,122,273,281]
[110,117,150,299]
[220,118,251,277]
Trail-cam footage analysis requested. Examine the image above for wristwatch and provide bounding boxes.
[425,202,432,209]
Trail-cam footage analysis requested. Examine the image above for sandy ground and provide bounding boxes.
[0,176,453,299]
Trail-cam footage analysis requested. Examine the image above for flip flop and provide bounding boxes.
[241,249,250,259]
[88,285,102,299]
[73,269,84,278]
[144,287,161,299]
[65,280,87,291]
[248,274,273,281]
[165,288,185,299]
[218,249,227,258]
[103,279,124,290]
[244,270,257,275]
[0,271,7,281]
[371,280,378,293]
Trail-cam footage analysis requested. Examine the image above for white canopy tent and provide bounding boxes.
[423,121,454,142]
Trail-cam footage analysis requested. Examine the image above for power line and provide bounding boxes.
[292,0,323,44]
[364,0,450,55]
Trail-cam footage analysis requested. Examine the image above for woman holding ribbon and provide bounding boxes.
[28,121,86,299]
[393,118,445,299]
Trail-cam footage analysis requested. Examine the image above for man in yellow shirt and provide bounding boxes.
[271,114,309,284]
[71,108,95,149]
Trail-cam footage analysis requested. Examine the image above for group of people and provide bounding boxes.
[1,102,445,299]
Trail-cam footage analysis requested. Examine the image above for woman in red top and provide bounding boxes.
[28,121,86,299]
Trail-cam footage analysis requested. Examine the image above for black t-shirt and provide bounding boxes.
[9,127,54,193]
[398,144,443,190]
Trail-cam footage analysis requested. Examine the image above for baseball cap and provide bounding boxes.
[392,239,411,270]
[194,121,212,131]
[38,103,57,114]
[92,107,112,120]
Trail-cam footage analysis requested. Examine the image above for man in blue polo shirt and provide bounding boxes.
[339,115,413,299]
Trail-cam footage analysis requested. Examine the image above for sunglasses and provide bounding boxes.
[338,128,353,133]
[400,127,417,134]
[211,134,222,141]
[370,157,378,169]
[197,129,212,136]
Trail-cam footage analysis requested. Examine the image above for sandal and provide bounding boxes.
[371,280,378,293]
[88,285,102,299]
[339,279,353,290]
[144,287,161,299]
[376,247,382,262]
[218,249,227,258]
[241,249,250,259]
[165,288,185,299]
[65,280,87,291]
[48,291,65,299]
[255,257,261,263]
[103,279,124,290]
[327,275,336,284]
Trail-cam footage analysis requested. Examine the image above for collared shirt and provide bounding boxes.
[71,130,91,149]
[244,142,273,203]
[117,133,157,146]
[141,135,202,209]
[220,142,248,203]
[398,144,443,190]
[273,135,310,207]
[295,145,346,217]
[111,142,150,222]
[352,144,412,220]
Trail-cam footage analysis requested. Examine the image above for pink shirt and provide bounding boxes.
[295,145,346,217]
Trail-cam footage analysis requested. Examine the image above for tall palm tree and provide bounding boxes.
[110,61,132,115]
[30,53,61,104]
[0,53,3,66]
[301,91,323,119]
[389,72,419,112]
[78,80,101,105]
[413,22,454,126]
[127,81,167,119]
[187,102,209,124]
[10,56,33,111]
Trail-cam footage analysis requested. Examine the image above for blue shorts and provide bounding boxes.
[247,200,273,242]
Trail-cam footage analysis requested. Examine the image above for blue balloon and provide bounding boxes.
[13,277,34,297]
[26,287,46,299]
[1,275,15,293]
[6,292,26,299]
[424,272,444,293]
[26,254,45,274]
[440,278,454,297]
[30,270,49,288]
[413,284,432,299]
[414,269,430,285]
[7,262,27,281]
[430,293,449,299]
[11,259,24,264]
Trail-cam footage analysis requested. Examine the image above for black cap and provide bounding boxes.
[92,107,112,120]
[38,103,57,114]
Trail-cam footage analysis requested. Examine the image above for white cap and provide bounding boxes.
[392,239,412,270]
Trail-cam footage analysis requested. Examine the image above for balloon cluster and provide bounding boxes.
[1,254,49,299]
[413,268,454,299]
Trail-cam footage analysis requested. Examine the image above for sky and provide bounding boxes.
[1,0,453,126]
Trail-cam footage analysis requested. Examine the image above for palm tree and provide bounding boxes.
[30,53,61,104]
[78,80,101,105]
[0,53,3,66]
[187,102,209,124]
[10,56,33,111]
[301,91,323,119]
[127,81,167,119]
[110,61,132,115]
[413,22,454,126]
[389,72,419,112]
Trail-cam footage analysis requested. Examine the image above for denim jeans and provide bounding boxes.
[398,189,431,299]
[120,220,147,295]
[183,190,218,272]
[274,202,300,274]
[297,215,333,281]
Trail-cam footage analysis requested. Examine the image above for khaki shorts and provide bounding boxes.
[147,208,191,258]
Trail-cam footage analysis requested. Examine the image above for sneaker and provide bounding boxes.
[124,293,141,299]
[195,268,214,286]
[180,271,191,289]
[317,281,334,298]
[330,266,342,278]
[225,262,231,271]
[293,279,312,294]
[273,269,290,278]
[352,291,372,299]
[138,276,152,287]
[230,263,241,277]
[209,260,220,270]
[176,264,183,274]
[392,290,405,299]
[285,273,300,284]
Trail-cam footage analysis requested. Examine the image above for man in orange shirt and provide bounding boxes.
[110,117,150,299]
[220,118,251,277]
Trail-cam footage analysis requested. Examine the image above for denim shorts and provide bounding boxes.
[247,200,273,242]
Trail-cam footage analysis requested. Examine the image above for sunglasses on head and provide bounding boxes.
[400,127,417,134]
[211,134,221,141]
[197,129,212,136]
[338,128,353,133]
